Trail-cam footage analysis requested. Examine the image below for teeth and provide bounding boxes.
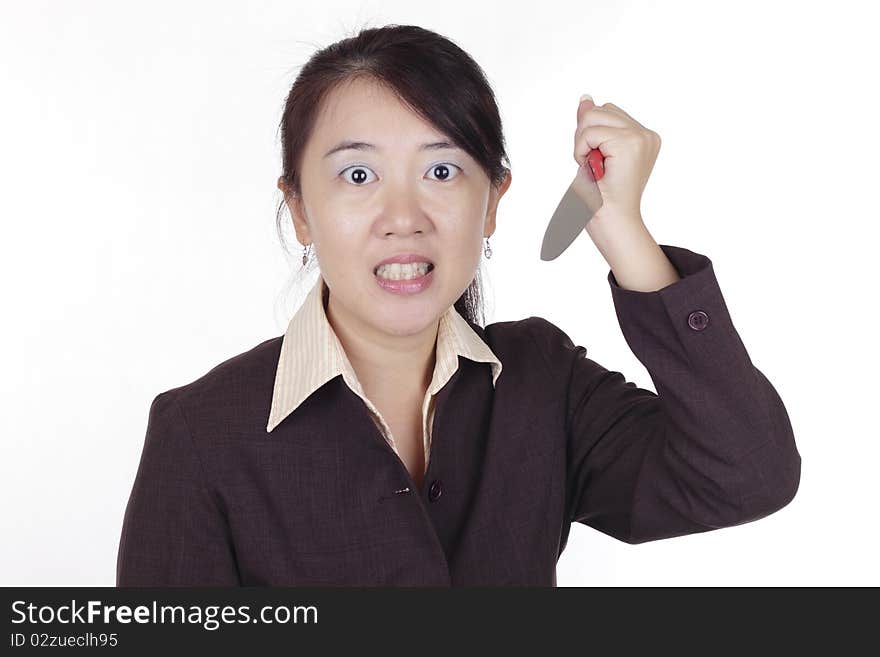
[375,262,432,280]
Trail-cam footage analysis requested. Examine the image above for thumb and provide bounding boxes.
[577,93,594,123]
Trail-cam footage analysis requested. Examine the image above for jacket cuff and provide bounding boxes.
[606,243,737,373]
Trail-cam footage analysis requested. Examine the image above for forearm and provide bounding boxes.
[585,213,681,292]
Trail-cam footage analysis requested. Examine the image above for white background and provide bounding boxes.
[1,0,877,586]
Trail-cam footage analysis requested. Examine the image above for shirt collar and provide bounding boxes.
[266,275,502,433]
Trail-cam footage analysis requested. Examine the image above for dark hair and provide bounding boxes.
[275,23,510,327]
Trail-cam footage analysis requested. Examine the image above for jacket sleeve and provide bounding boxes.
[533,244,801,544]
[116,390,241,585]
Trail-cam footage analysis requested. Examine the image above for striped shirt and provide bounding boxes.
[266,275,503,474]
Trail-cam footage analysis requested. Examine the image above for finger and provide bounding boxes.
[576,96,595,125]
[600,102,648,130]
[573,125,628,167]
[577,103,632,134]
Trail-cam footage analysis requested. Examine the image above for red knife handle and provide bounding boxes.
[585,148,605,181]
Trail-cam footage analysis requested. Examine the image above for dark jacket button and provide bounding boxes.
[428,479,443,502]
[687,310,709,331]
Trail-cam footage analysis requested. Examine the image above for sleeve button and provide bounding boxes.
[687,310,709,331]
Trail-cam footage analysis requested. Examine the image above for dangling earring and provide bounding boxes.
[301,243,311,268]
[483,236,493,259]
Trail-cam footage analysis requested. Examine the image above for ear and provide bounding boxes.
[277,176,312,245]
[484,168,512,238]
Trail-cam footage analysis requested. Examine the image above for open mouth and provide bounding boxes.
[373,262,436,278]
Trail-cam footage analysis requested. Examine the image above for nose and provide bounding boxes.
[375,186,431,237]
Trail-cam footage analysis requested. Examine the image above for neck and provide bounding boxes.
[325,290,438,396]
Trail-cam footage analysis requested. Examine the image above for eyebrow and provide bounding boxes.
[323,139,461,158]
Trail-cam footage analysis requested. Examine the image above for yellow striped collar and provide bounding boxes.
[266,275,502,433]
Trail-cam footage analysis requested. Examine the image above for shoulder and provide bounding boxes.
[472,315,586,379]
[152,335,283,429]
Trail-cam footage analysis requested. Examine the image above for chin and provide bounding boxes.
[368,292,446,333]
[365,269,459,334]
[373,306,441,337]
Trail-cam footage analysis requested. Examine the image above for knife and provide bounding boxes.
[540,148,605,261]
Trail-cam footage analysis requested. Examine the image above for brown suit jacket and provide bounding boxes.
[116,244,801,586]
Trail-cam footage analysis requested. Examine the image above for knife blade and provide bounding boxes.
[540,149,605,261]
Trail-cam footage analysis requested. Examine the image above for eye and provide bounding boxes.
[339,165,377,186]
[426,162,462,182]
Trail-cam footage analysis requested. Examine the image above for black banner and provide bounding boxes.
[1,587,871,652]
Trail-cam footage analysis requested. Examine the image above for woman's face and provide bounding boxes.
[280,77,511,339]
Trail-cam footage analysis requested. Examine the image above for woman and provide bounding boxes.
[116,24,801,586]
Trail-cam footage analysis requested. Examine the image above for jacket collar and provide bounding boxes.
[266,275,502,433]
